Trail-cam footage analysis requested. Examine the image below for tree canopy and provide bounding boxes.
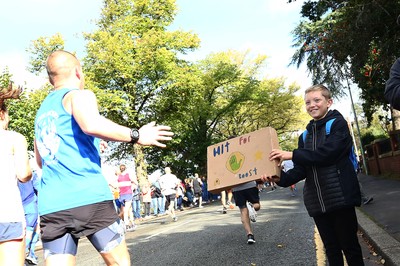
[148,50,307,176]
[83,0,199,161]
[290,0,400,125]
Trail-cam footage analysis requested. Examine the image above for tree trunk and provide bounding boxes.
[133,145,147,186]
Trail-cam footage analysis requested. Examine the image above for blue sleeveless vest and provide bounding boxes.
[35,88,112,215]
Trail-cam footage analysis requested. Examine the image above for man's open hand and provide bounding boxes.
[137,121,174,148]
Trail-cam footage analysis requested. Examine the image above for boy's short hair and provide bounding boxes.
[305,84,332,100]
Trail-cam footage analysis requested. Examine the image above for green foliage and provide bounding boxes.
[279,133,301,152]
[217,78,307,136]
[83,0,200,171]
[359,109,390,147]
[291,0,400,125]
[26,33,65,75]
[349,102,389,153]
[291,10,350,97]
[361,132,375,147]
[360,131,387,147]
[148,51,307,177]
[7,85,51,151]
[0,67,13,87]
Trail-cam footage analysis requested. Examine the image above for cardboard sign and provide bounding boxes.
[207,127,281,193]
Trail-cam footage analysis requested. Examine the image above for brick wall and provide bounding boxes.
[365,131,400,178]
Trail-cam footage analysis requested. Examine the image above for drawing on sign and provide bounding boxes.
[226,151,245,174]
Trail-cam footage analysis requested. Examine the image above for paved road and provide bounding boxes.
[30,179,385,265]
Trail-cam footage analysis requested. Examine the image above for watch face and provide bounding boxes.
[132,130,139,138]
[130,129,139,143]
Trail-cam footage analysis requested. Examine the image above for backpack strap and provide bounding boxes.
[302,117,358,172]
[325,118,336,135]
[325,118,359,172]
[302,118,336,143]
[302,130,308,143]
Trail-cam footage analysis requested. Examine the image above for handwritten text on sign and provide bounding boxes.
[207,128,280,192]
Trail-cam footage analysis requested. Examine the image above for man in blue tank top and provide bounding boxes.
[34,50,174,266]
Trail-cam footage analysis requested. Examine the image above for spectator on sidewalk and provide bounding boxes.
[132,183,142,221]
[176,180,185,211]
[141,178,152,218]
[152,175,166,215]
[201,176,209,203]
[184,178,194,207]
[263,84,364,265]
[192,173,203,208]
[150,182,163,216]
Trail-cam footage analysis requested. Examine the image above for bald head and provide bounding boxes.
[46,50,83,88]
[165,167,171,174]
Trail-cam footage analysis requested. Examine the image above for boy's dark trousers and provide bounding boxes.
[313,207,364,266]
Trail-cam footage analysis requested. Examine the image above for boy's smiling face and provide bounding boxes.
[305,90,333,121]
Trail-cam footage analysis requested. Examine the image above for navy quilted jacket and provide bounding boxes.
[277,110,361,217]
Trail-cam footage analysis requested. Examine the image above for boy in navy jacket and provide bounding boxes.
[263,84,364,265]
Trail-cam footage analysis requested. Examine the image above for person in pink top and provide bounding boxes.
[117,164,137,231]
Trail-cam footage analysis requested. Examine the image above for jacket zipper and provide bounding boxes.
[311,123,326,213]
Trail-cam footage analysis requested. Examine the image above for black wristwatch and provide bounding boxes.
[130,128,140,144]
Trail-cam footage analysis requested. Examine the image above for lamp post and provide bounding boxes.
[346,78,369,175]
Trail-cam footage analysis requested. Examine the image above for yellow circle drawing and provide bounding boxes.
[226,151,245,174]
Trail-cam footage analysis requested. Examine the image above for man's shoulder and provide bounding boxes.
[67,89,95,101]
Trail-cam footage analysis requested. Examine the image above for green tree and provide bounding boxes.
[290,0,400,127]
[1,66,51,151]
[82,0,200,179]
[26,33,65,75]
[25,33,133,149]
[3,34,66,151]
[147,51,259,176]
[8,86,51,151]
[217,78,308,150]
[150,51,308,177]
[222,79,306,134]
[351,102,390,149]
[0,67,13,87]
